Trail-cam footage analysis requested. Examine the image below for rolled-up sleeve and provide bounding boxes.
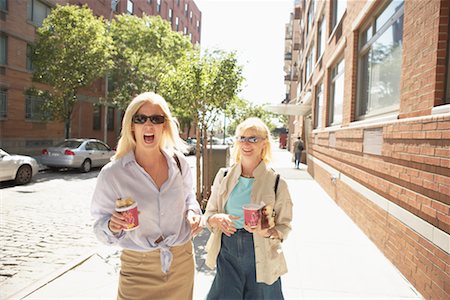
[91,168,125,245]
[273,178,293,240]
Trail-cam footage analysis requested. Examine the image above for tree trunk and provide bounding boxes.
[194,115,201,205]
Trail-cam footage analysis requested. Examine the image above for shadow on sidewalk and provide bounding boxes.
[193,229,215,276]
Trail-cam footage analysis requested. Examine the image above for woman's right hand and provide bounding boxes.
[108,212,127,234]
[208,214,240,237]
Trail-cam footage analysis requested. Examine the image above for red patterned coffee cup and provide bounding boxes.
[116,202,139,231]
[243,203,262,228]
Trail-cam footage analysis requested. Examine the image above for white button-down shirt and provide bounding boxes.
[91,149,201,272]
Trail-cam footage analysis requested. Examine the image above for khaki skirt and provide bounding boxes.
[118,241,195,300]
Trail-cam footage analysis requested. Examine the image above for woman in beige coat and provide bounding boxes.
[204,117,293,300]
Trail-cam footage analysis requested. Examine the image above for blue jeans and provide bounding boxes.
[207,229,284,300]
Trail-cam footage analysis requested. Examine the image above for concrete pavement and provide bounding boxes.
[10,149,422,299]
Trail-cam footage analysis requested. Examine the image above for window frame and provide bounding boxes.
[107,107,114,131]
[0,0,8,12]
[93,104,102,130]
[317,15,326,62]
[26,44,33,71]
[127,0,134,15]
[328,57,345,126]
[314,82,324,129]
[25,94,48,121]
[356,0,404,119]
[27,0,51,27]
[0,34,7,65]
[0,88,7,119]
[331,0,347,33]
[446,18,450,104]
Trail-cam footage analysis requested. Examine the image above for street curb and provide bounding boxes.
[5,249,98,300]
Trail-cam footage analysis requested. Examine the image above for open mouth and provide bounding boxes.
[144,133,155,144]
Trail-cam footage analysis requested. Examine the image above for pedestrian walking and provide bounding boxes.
[203,117,293,300]
[91,92,202,300]
[293,136,304,169]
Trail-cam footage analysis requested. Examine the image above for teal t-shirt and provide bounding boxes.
[225,176,254,229]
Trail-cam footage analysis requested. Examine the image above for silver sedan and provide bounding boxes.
[41,139,115,172]
[0,149,39,185]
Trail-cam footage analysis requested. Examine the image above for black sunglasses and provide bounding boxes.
[237,136,263,143]
[132,114,166,125]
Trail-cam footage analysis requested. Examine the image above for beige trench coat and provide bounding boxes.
[203,161,293,285]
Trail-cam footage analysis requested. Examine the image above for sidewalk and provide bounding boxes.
[11,149,422,299]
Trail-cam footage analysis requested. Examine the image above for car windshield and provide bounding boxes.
[0,149,9,156]
[55,140,83,149]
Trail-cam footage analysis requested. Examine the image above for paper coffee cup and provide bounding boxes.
[115,202,139,231]
[243,203,262,228]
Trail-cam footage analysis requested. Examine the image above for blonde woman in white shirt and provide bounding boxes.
[204,117,293,300]
[91,92,202,300]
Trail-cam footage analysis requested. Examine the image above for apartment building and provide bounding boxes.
[280,0,449,299]
[0,0,201,154]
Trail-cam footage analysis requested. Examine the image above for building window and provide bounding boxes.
[111,0,119,12]
[107,107,114,130]
[189,32,192,42]
[183,26,188,35]
[305,46,314,81]
[26,44,33,70]
[157,0,161,13]
[127,0,133,15]
[0,89,7,118]
[357,0,403,118]
[197,19,200,32]
[168,8,173,23]
[0,0,7,11]
[0,34,6,65]
[317,15,326,60]
[446,19,450,104]
[27,0,51,27]
[147,0,152,4]
[93,104,101,130]
[315,82,323,129]
[184,3,188,16]
[306,0,315,35]
[177,0,180,6]
[25,95,47,121]
[331,0,346,31]
[190,11,193,23]
[176,17,179,31]
[329,58,344,126]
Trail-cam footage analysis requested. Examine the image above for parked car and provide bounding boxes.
[183,138,197,156]
[41,139,115,172]
[0,149,39,185]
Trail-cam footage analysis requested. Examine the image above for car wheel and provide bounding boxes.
[80,159,92,173]
[15,165,32,185]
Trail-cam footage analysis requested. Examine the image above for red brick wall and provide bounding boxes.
[298,0,450,299]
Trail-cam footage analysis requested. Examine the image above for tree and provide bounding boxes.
[226,99,281,135]
[108,14,192,109]
[31,5,113,138]
[161,49,244,205]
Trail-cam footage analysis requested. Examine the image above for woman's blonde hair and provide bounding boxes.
[113,92,186,160]
[232,117,273,164]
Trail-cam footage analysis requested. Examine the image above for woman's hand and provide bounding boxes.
[187,210,203,237]
[244,220,279,239]
[108,212,127,234]
[208,214,240,237]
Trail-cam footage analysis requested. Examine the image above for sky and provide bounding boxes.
[195,0,294,106]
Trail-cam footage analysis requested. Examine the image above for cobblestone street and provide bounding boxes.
[0,169,104,299]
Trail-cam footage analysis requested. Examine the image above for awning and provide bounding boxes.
[265,91,312,116]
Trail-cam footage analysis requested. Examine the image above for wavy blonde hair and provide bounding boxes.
[232,117,273,164]
[113,92,186,160]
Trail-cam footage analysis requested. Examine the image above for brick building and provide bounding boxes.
[0,0,201,154]
[276,0,450,299]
